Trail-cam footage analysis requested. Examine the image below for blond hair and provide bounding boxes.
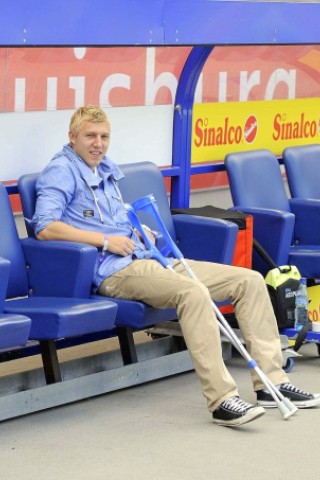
[69,105,110,136]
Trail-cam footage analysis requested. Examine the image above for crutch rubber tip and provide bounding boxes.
[278,401,294,420]
[282,398,299,415]
[279,401,296,420]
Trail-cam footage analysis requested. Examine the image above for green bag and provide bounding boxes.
[265,265,301,329]
[253,239,301,329]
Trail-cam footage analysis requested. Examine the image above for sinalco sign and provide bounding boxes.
[192,98,320,163]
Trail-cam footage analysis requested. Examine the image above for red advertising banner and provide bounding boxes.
[0,47,190,111]
[1,45,320,112]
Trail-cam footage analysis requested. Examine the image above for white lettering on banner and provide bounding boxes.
[203,69,296,105]
[238,69,295,101]
[265,69,296,100]
[145,48,178,105]
[69,76,86,107]
[14,78,25,112]
[74,47,87,60]
[218,72,227,102]
[47,77,57,111]
[12,67,299,111]
[99,74,131,107]
[239,70,260,101]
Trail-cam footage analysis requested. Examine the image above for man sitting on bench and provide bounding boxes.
[31,105,320,427]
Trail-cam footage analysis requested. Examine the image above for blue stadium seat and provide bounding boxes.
[0,256,31,351]
[225,149,320,279]
[283,144,320,199]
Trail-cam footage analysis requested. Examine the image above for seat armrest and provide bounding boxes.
[231,205,295,274]
[173,214,238,265]
[289,198,320,244]
[24,217,36,238]
[0,257,10,309]
[21,237,97,298]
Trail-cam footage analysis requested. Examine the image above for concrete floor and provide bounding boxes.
[3,215,319,479]
[0,341,319,480]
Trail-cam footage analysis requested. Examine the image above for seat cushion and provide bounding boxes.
[91,295,177,329]
[0,315,31,349]
[289,246,320,279]
[4,297,117,340]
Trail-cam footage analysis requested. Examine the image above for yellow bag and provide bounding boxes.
[265,265,301,330]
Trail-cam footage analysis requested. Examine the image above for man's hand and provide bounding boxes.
[136,227,156,246]
[107,235,136,256]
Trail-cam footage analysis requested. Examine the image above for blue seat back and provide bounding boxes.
[18,173,38,237]
[118,161,177,242]
[283,144,320,199]
[225,149,291,212]
[0,184,29,298]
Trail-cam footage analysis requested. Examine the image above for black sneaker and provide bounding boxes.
[257,383,320,408]
[212,396,265,427]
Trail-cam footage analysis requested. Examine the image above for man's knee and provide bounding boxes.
[243,268,268,293]
[246,268,264,282]
[178,279,212,303]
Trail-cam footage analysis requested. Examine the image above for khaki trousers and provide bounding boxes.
[99,259,289,412]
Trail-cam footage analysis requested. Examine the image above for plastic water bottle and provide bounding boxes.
[294,277,309,331]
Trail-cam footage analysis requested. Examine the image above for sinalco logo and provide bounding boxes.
[194,115,259,148]
[244,115,258,144]
[273,113,320,141]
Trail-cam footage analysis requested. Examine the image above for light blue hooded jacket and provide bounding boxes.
[32,144,149,290]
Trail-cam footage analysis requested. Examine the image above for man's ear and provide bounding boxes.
[68,131,75,144]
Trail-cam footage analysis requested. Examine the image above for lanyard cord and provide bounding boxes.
[89,186,104,224]
[89,177,127,227]
[112,178,126,208]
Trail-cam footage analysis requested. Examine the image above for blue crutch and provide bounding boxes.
[127,195,298,420]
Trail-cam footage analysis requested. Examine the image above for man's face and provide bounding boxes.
[69,120,110,170]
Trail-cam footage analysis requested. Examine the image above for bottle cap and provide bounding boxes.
[312,322,320,332]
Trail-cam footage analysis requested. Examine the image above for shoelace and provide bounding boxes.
[280,383,310,395]
[222,396,251,413]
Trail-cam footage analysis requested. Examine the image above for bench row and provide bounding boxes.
[1,161,239,385]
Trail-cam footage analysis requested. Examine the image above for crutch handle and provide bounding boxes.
[125,204,171,269]
[131,195,184,260]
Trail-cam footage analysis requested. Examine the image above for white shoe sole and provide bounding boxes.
[257,393,320,409]
[212,406,265,427]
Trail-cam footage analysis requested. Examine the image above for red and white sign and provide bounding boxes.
[1,45,320,112]
[244,115,258,144]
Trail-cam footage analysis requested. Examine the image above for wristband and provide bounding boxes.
[102,234,109,252]
[99,234,109,264]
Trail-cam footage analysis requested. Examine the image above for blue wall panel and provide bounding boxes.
[0,0,165,46]
[0,1,319,47]
[165,1,320,45]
